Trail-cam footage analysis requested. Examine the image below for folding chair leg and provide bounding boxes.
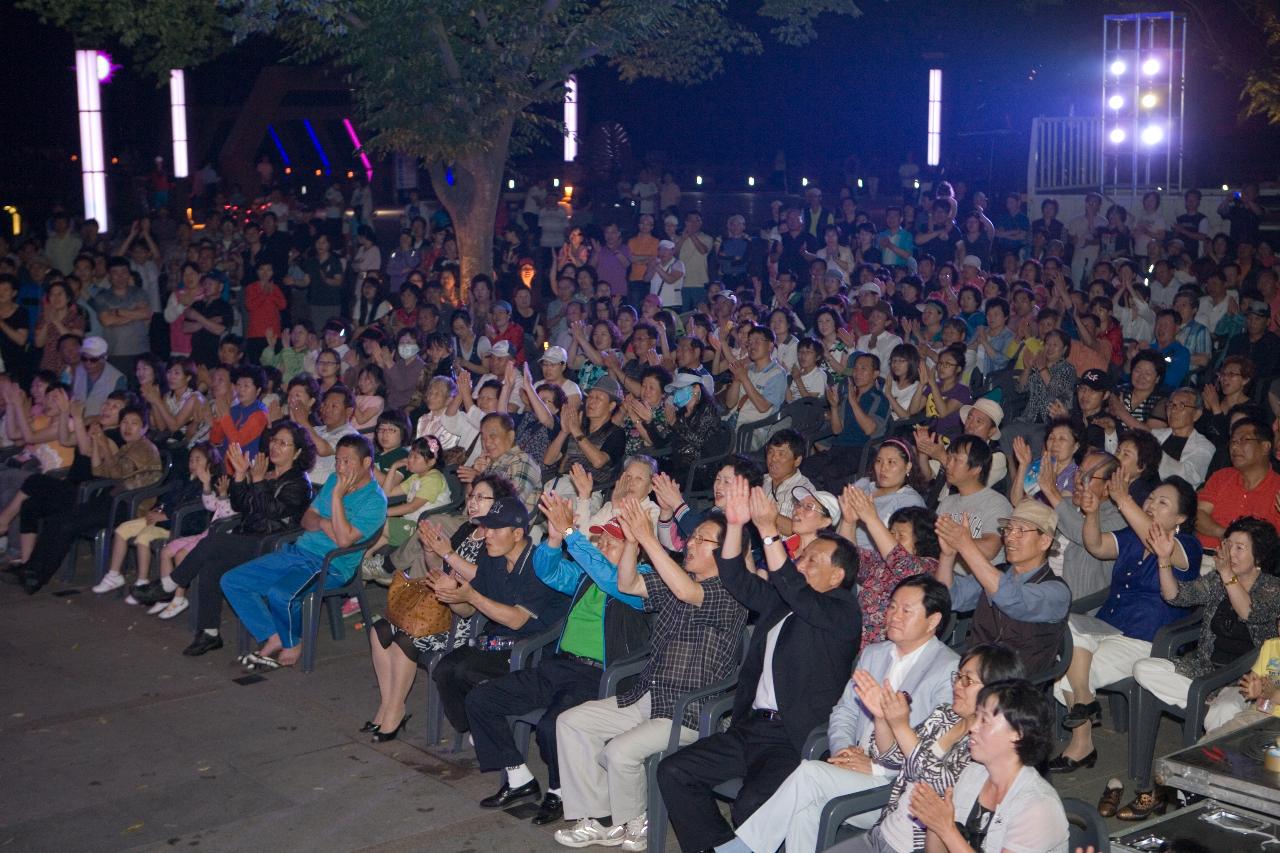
[93,529,109,584]
[327,596,344,642]
[646,753,668,853]
[300,591,322,673]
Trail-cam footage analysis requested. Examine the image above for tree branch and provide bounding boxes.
[430,14,463,82]
[532,46,601,97]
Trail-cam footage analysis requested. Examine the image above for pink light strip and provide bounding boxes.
[342,118,373,182]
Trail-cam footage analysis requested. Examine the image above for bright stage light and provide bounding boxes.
[553,178,560,188]
[1108,95,1124,110]
[95,52,118,83]
[1110,59,1127,76]
[1109,127,1127,144]
[1140,125,1164,145]
[563,76,578,163]
[507,179,515,190]
[1142,57,1160,75]
[747,176,755,187]
[927,69,942,167]
[801,177,809,187]
[695,175,702,186]
[1221,184,1229,191]
[342,117,373,182]
[75,50,109,231]
[1140,92,1158,109]
[170,69,188,178]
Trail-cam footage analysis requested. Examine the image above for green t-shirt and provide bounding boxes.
[558,584,606,662]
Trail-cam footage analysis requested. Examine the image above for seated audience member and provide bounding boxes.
[458,493,653,824]
[662,371,729,489]
[725,575,958,853]
[69,335,127,416]
[1116,429,1164,506]
[658,477,862,853]
[297,384,360,484]
[221,434,387,670]
[1009,418,1085,508]
[653,456,763,552]
[365,436,449,554]
[1051,475,1201,773]
[140,422,316,639]
[1117,516,1280,819]
[209,365,270,458]
[908,680,1068,853]
[2,402,161,595]
[1054,450,1126,598]
[545,376,627,498]
[552,499,747,851]
[913,398,1009,490]
[760,429,815,533]
[0,379,74,562]
[843,438,927,549]
[1195,416,1280,554]
[918,343,972,440]
[936,500,1071,676]
[1013,329,1076,427]
[722,324,788,449]
[835,643,1025,853]
[1048,367,1118,453]
[841,488,942,643]
[1151,387,1213,489]
[567,455,659,531]
[92,441,222,601]
[442,373,501,464]
[428,497,571,741]
[803,353,890,490]
[457,412,541,512]
[1112,349,1169,432]
[936,435,1014,572]
[1200,620,1280,741]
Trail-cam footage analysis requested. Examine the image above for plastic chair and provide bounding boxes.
[1063,796,1110,852]
[815,783,894,851]
[297,528,386,673]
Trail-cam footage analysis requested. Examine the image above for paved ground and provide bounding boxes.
[0,556,1185,852]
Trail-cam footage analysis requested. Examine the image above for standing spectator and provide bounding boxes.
[243,261,286,362]
[1132,191,1169,258]
[676,212,712,311]
[1224,300,1280,383]
[0,275,31,382]
[1173,189,1211,258]
[1068,192,1106,286]
[185,275,233,372]
[646,240,685,311]
[877,206,914,268]
[1217,183,1264,246]
[591,223,631,303]
[91,257,152,375]
[302,234,346,327]
[627,214,659,310]
[1031,197,1066,244]
[44,212,82,275]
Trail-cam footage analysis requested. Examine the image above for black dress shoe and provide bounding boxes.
[22,570,44,595]
[1063,700,1102,729]
[531,792,563,825]
[372,714,411,743]
[1047,749,1098,774]
[182,633,224,656]
[360,720,380,734]
[0,563,26,585]
[480,778,541,809]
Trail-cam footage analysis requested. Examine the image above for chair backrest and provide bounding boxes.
[1062,797,1109,852]
[1030,625,1074,688]
[779,397,827,442]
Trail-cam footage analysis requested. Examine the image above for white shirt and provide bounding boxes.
[649,259,686,308]
[788,366,826,400]
[1196,294,1237,335]
[856,332,903,372]
[764,469,814,519]
[752,615,791,712]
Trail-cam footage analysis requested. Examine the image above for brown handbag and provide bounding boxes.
[385,569,453,638]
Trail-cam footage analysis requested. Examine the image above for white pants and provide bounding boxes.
[1132,658,1192,709]
[734,758,887,853]
[556,693,696,824]
[1054,616,1152,705]
[1202,689,1256,736]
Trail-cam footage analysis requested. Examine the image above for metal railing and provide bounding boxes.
[1027,116,1104,194]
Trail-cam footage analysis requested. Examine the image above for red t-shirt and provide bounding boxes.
[1197,466,1280,549]
[244,280,286,339]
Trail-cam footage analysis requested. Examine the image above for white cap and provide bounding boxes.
[490,340,512,358]
[961,255,984,270]
[658,239,676,251]
[81,336,109,358]
[541,345,568,364]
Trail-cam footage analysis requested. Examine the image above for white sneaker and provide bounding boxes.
[156,598,190,620]
[147,600,170,615]
[553,818,626,848]
[620,817,647,851]
[92,572,126,594]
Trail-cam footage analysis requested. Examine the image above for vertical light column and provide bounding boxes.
[927,69,942,167]
[564,75,578,162]
[170,69,189,178]
[342,118,373,181]
[75,50,109,232]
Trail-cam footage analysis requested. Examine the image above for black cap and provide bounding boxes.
[1079,368,1113,391]
[476,497,529,532]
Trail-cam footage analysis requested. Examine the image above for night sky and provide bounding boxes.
[1,1,1275,215]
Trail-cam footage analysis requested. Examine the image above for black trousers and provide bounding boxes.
[657,714,800,852]
[800,446,867,493]
[25,492,113,585]
[432,646,513,734]
[170,531,266,631]
[465,655,600,788]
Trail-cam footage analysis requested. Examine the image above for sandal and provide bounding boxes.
[243,652,282,671]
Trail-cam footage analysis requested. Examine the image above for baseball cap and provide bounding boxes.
[658,239,676,251]
[81,336,109,358]
[961,255,984,270]
[588,518,626,541]
[959,398,1005,440]
[541,345,568,364]
[518,257,536,270]
[792,485,842,527]
[1246,300,1271,318]
[493,300,513,314]
[590,375,623,402]
[477,497,530,532]
[1079,368,1113,391]
[999,500,1058,537]
[664,370,714,400]
[490,340,512,358]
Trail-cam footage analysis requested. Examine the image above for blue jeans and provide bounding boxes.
[220,544,333,648]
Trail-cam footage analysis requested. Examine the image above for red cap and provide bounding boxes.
[588,518,626,540]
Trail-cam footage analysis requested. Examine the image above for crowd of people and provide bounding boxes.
[1,172,1277,853]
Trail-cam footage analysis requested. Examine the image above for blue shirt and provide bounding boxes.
[950,564,1072,622]
[1096,527,1201,642]
[298,474,387,579]
[877,227,914,267]
[534,531,646,611]
[1152,340,1191,390]
[835,387,890,447]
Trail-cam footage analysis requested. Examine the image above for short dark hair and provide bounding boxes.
[893,574,951,632]
[985,297,1010,319]
[271,418,318,472]
[815,529,859,590]
[1223,516,1280,578]
[335,433,374,462]
[232,365,265,391]
[765,428,806,461]
[480,412,516,433]
[1159,475,1199,522]
[375,408,412,447]
[723,454,764,488]
[976,679,1056,773]
[1119,430,1163,483]
[949,434,994,483]
[961,642,1027,686]
[1231,415,1274,448]
[323,384,356,410]
[119,404,149,429]
[888,506,940,559]
[1130,349,1169,383]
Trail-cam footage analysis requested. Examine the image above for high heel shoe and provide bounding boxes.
[371,714,411,742]
[359,720,380,734]
[1047,748,1098,774]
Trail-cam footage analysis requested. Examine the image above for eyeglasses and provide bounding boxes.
[998,524,1041,537]
[690,535,722,546]
[1166,400,1198,410]
[951,671,984,688]
[796,500,831,517]
[468,493,495,504]
[1229,436,1266,447]
[1219,371,1243,379]
[83,355,104,363]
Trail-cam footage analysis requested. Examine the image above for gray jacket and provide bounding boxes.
[1055,500,1126,599]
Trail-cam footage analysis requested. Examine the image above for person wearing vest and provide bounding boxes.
[463,494,652,826]
[935,499,1071,677]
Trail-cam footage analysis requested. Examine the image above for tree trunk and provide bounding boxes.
[427,116,513,305]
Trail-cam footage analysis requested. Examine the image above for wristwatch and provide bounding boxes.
[564,526,575,539]
[761,534,783,547]
[1224,573,1239,586]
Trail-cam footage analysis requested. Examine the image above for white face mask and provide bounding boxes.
[398,343,420,360]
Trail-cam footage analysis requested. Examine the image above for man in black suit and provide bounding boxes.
[656,476,862,853]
